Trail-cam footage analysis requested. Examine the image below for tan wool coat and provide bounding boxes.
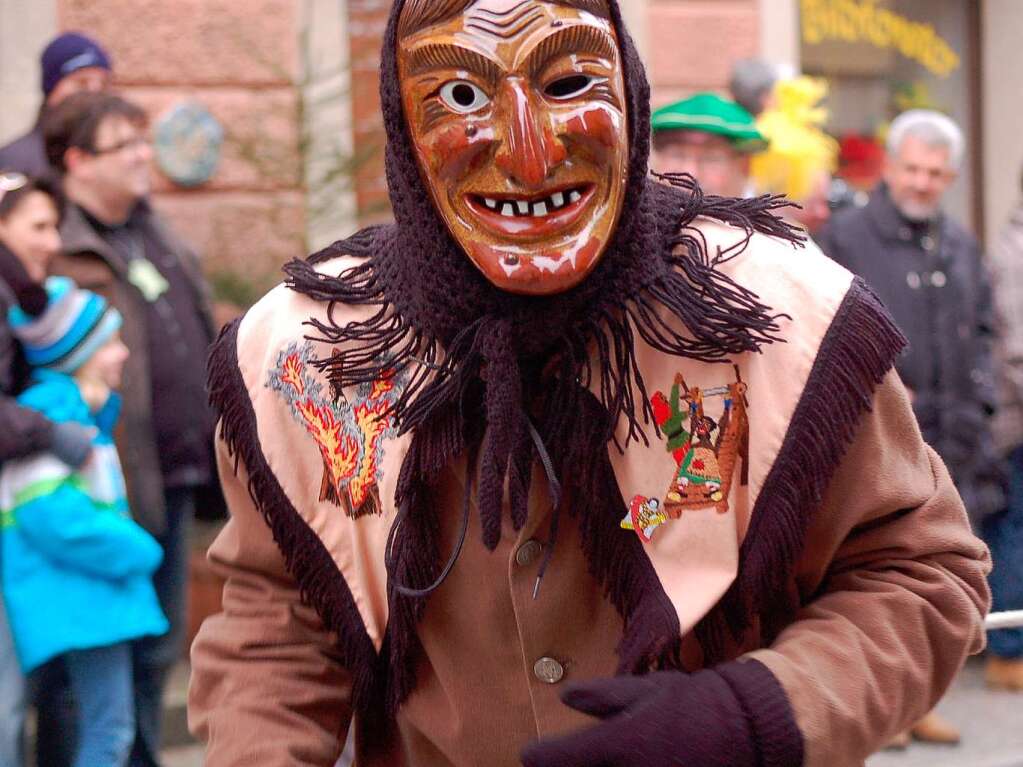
[189,222,990,766]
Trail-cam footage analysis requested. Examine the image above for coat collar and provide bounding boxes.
[59,202,131,277]
[866,184,944,243]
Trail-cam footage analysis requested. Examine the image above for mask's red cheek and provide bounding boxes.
[558,105,623,159]
[421,123,495,181]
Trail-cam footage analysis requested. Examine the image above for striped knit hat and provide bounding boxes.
[8,277,122,374]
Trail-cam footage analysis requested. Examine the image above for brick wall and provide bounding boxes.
[347,0,392,225]
[59,0,306,302]
[646,0,760,107]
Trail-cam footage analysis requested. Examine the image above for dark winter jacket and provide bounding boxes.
[0,125,49,178]
[818,184,1005,523]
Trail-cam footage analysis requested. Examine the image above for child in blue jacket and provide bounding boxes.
[1,277,167,767]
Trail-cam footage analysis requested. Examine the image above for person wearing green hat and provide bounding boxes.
[651,92,767,197]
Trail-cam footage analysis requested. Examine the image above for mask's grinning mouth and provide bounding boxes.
[471,185,588,219]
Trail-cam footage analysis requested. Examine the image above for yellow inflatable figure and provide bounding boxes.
[751,77,839,235]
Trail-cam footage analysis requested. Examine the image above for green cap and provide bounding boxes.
[651,92,767,152]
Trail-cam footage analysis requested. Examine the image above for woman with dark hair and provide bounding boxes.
[0,171,93,766]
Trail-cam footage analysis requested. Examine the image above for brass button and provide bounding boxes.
[533,657,565,684]
[516,539,542,567]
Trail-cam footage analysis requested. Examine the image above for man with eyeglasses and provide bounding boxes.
[0,32,113,178]
[650,92,766,197]
[42,91,219,767]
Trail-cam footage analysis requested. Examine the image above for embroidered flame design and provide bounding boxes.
[294,399,359,502]
[270,345,403,519]
[348,400,390,509]
[281,353,306,396]
[369,373,395,401]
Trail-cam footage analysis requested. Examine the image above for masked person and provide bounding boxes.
[651,92,766,197]
[189,2,990,765]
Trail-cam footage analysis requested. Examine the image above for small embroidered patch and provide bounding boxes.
[620,495,669,543]
[652,365,749,519]
[267,342,406,519]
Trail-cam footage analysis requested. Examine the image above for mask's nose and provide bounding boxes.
[494,78,565,189]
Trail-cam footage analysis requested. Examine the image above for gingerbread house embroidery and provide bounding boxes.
[622,366,749,542]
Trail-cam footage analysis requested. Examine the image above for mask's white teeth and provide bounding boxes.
[569,190,582,203]
[501,203,516,217]
[551,192,565,208]
[516,201,530,215]
[533,201,548,217]
[484,198,498,210]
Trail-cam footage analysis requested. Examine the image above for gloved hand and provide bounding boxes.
[521,660,801,767]
[50,421,95,468]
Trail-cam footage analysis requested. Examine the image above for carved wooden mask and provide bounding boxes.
[398,0,629,295]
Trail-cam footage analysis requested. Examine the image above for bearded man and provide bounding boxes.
[188,3,990,766]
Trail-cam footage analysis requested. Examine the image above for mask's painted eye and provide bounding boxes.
[439,80,490,113]
[545,74,598,100]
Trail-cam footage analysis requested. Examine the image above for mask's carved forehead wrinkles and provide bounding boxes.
[398,0,611,41]
[466,0,545,39]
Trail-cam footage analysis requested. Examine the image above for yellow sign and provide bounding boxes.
[801,0,961,78]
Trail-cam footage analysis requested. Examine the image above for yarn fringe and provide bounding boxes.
[206,319,382,712]
[695,278,907,662]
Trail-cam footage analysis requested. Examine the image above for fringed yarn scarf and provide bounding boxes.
[282,0,804,711]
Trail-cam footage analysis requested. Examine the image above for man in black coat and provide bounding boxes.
[818,109,1004,745]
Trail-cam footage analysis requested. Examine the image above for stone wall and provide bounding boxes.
[646,0,760,108]
[59,0,306,303]
[348,0,391,225]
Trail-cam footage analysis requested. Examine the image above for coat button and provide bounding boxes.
[906,271,922,290]
[921,235,936,252]
[533,657,565,684]
[516,539,542,567]
[930,270,947,288]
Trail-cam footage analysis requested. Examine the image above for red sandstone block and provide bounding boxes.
[647,1,759,91]
[152,190,307,295]
[59,0,298,86]
[126,86,301,193]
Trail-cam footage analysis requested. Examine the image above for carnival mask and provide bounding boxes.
[398,0,629,295]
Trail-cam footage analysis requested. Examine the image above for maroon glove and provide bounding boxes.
[521,660,802,767]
